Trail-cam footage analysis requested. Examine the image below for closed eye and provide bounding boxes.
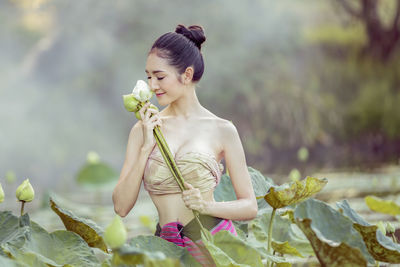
[147,77,164,80]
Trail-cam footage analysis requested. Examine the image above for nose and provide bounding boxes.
[149,78,159,91]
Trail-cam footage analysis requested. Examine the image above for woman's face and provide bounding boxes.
[145,52,185,106]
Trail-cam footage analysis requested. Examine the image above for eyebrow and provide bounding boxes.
[145,70,165,74]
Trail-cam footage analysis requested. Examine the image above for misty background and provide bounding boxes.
[1,0,400,194]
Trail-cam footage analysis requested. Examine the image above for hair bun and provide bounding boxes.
[175,24,206,50]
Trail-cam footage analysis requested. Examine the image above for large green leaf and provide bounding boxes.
[0,211,30,253]
[364,196,400,216]
[248,209,314,256]
[0,254,28,267]
[111,245,181,266]
[128,235,201,267]
[259,176,327,209]
[9,222,99,266]
[294,198,374,266]
[202,229,264,267]
[2,214,100,267]
[214,166,275,210]
[337,199,400,263]
[50,197,108,252]
[76,161,118,187]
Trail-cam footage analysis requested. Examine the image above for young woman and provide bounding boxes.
[112,24,257,266]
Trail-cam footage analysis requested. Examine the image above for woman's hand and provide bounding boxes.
[182,182,206,213]
[140,102,162,149]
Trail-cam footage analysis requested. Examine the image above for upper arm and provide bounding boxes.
[119,121,144,180]
[220,121,256,201]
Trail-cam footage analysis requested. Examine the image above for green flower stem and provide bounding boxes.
[152,126,209,240]
[267,208,277,267]
[155,126,186,189]
[391,233,397,244]
[153,127,184,190]
[20,201,25,216]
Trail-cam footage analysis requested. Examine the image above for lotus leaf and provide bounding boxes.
[214,166,275,211]
[0,212,30,252]
[201,229,264,267]
[365,196,400,216]
[2,214,100,267]
[50,198,108,252]
[111,245,181,266]
[0,254,28,267]
[271,241,303,258]
[260,176,327,209]
[248,209,313,256]
[129,235,201,267]
[337,200,400,263]
[294,198,374,266]
[76,161,118,187]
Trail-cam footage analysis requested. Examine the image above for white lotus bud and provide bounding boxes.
[132,80,153,102]
[16,179,35,202]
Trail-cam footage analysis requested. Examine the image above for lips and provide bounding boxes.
[156,93,165,96]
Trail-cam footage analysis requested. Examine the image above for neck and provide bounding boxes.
[166,84,203,119]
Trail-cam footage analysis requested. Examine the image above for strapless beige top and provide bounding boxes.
[143,145,224,194]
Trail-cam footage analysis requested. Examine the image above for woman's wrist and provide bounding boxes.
[201,200,214,216]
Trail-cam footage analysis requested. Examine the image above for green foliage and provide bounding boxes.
[295,198,377,265]
[76,161,118,188]
[258,176,328,209]
[50,197,108,252]
[129,235,201,267]
[337,200,400,263]
[214,166,275,210]
[364,195,400,216]
[0,212,100,266]
[202,230,264,267]
[111,245,181,267]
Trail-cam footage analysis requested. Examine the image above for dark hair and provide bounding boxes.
[149,24,206,83]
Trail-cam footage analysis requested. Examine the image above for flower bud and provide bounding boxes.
[289,168,301,182]
[0,183,4,203]
[386,222,396,234]
[297,147,309,162]
[123,94,140,112]
[104,215,127,249]
[87,151,100,164]
[5,170,16,184]
[16,179,35,202]
[377,221,386,235]
[149,104,159,112]
[135,111,142,120]
[132,80,153,102]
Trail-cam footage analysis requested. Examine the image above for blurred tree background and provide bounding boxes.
[1,0,400,190]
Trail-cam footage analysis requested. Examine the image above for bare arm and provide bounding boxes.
[113,103,162,217]
[182,121,258,221]
[112,122,153,217]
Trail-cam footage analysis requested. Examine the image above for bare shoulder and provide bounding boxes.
[215,117,237,137]
[128,120,144,143]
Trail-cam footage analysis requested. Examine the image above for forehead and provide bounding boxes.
[145,53,172,73]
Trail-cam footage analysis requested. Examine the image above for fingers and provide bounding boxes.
[138,102,151,118]
[139,102,162,128]
[182,190,204,212]
[184,182,194,190]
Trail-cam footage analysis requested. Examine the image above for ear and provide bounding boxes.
[182,66,194,84]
